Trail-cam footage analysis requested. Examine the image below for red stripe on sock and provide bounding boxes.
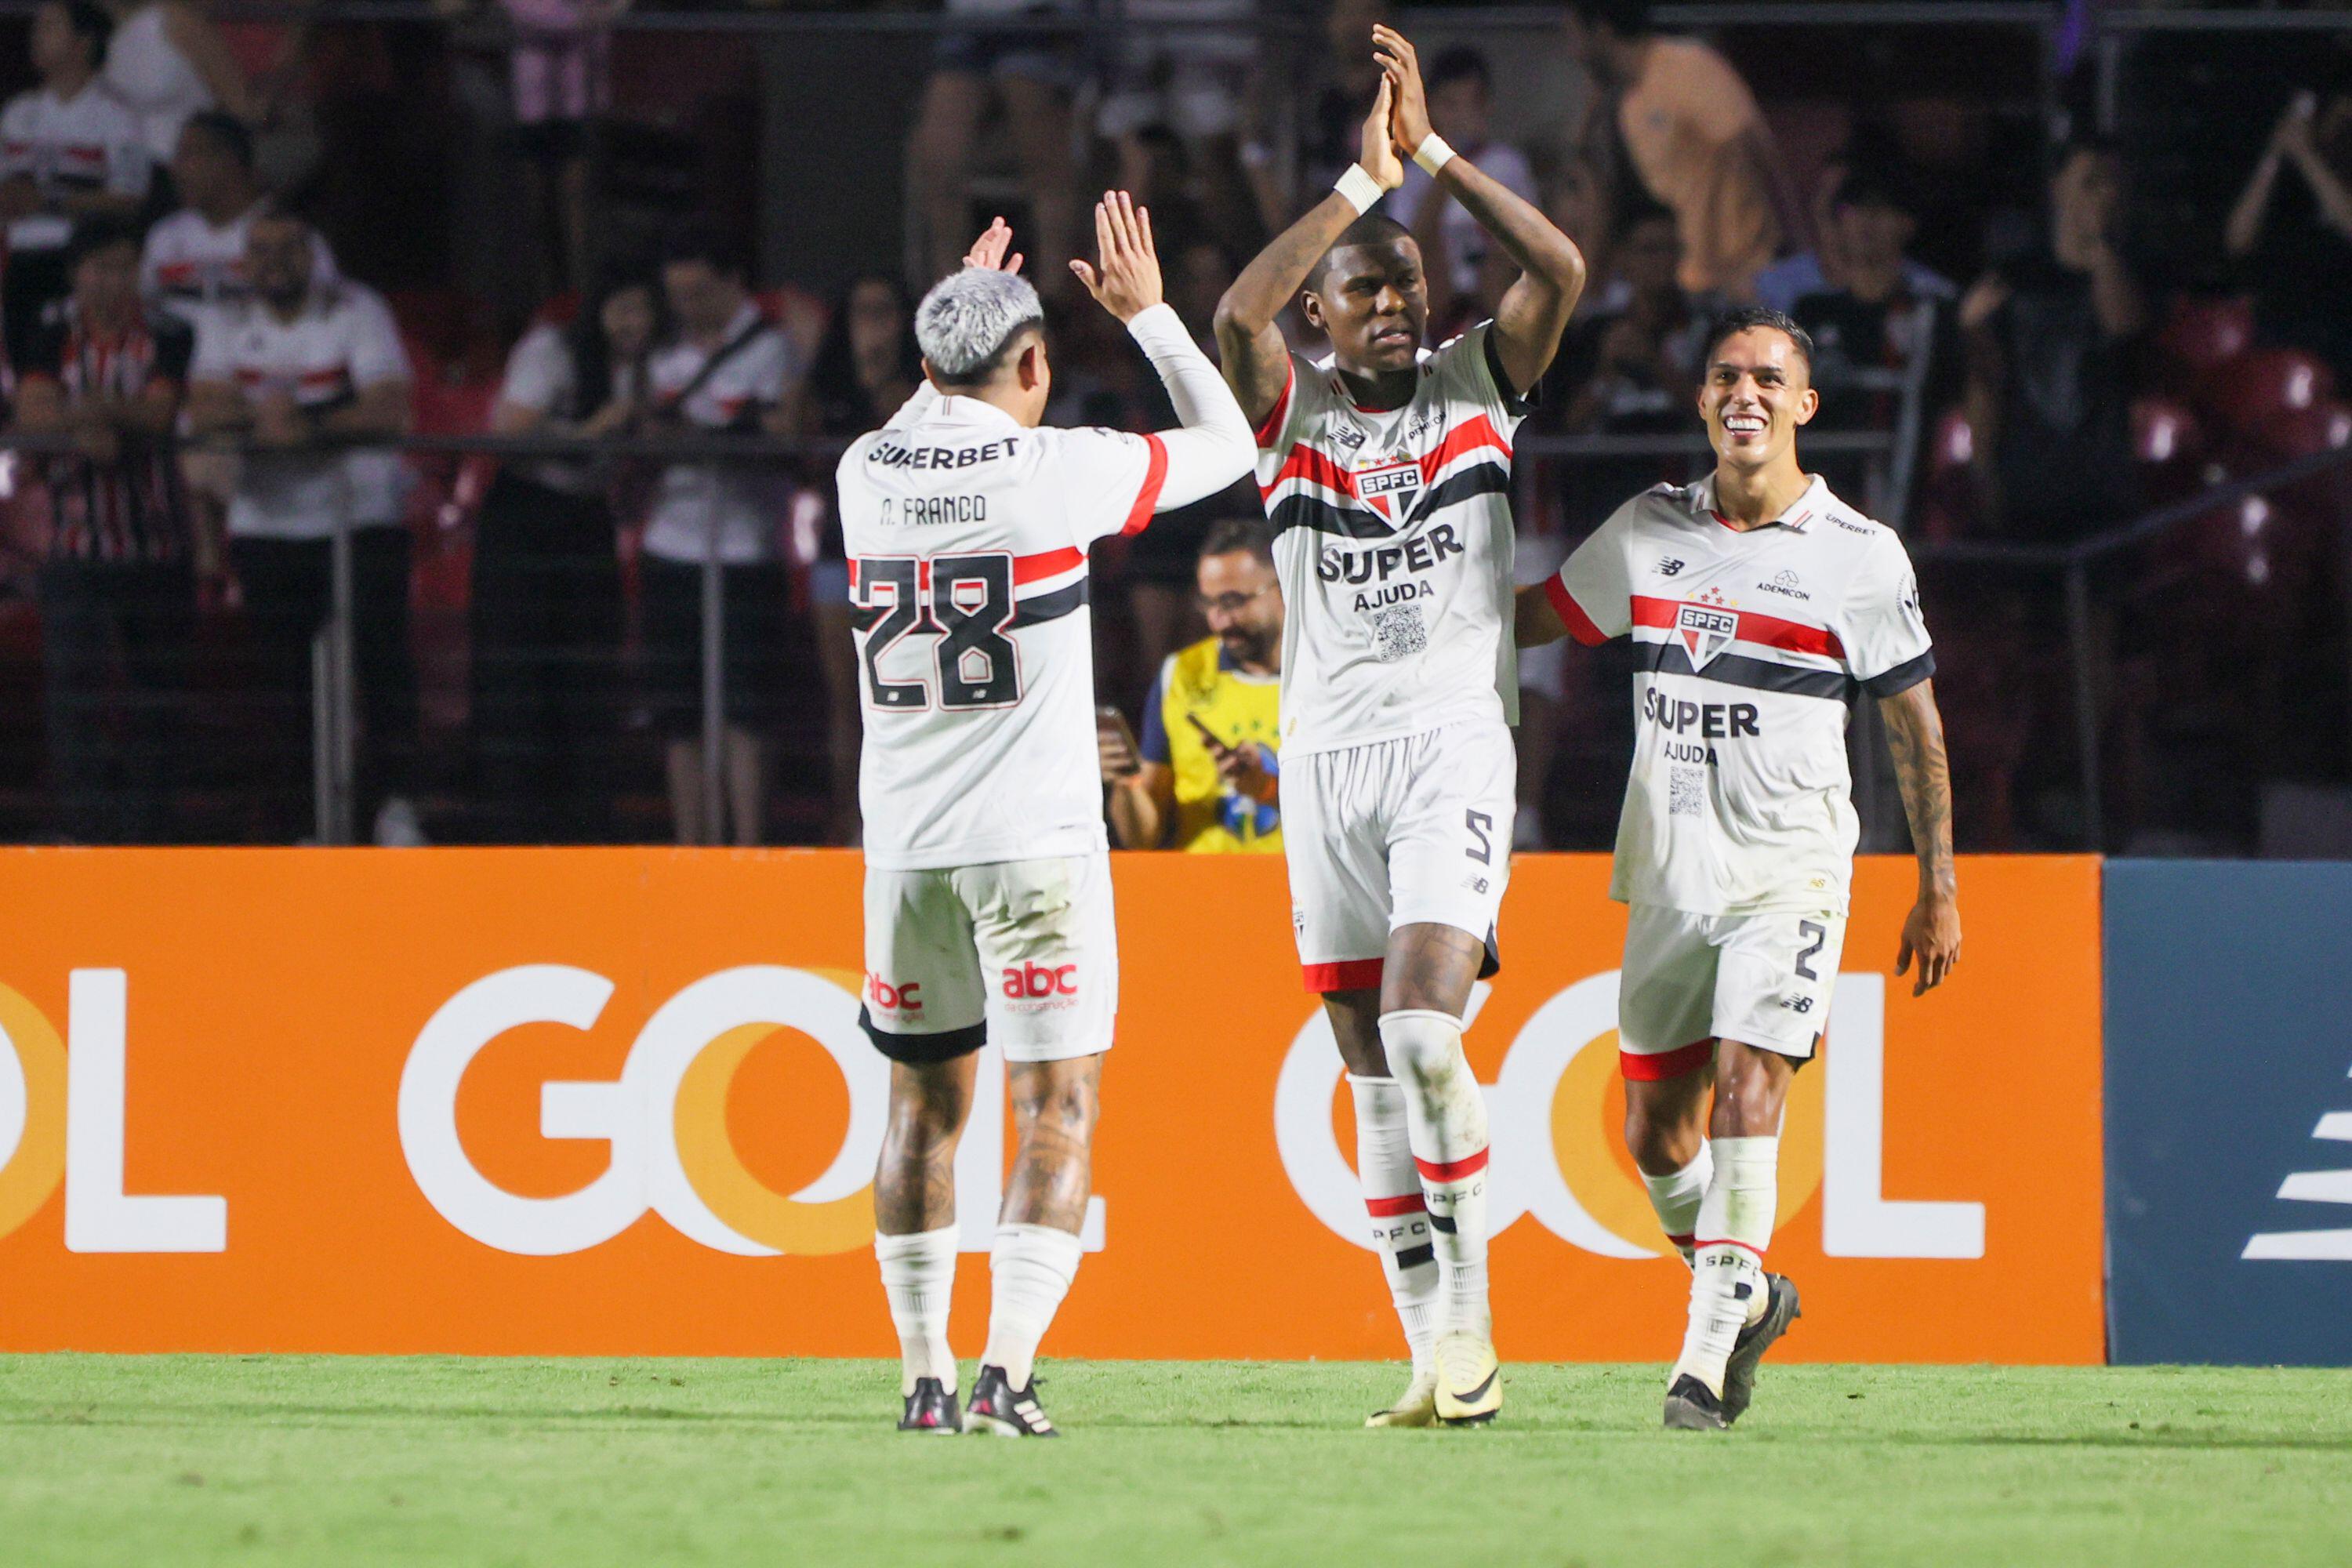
[1665,1232,1696,1247]
[1693,1238,1766,1260]
[1414,1148,1490,1182]
[1365,1192,1427,1218]
[1621,1039,1714,1080]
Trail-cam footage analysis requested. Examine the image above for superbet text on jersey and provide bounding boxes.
[1254,321,1533,754]
[1546,474,1935,917]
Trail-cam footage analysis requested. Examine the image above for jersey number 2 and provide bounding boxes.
[854,554,1022,711]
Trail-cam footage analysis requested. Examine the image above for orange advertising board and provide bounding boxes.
[0,849,2103,1362]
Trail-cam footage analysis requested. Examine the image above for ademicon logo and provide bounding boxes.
[398,965,1104,1258]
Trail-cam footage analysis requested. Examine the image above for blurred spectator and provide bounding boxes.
[2227,87,2352,379]
[1754,165,1955,318]
[1100,517,1282,852]
[1392,45,1537,332]
[2,1,151,365]
[1098,0,1260,252]
[100,0,253,170]
[470,269,659,842]
[1246,0,1387,237]
[1961,140,2146,545]
[497,0,619,297]
[141,109,335,323]
[909,0,1081,285]
[11,214,194,842]
[1787,169,1957,432]
[786,270,919,845]
[1564,0,1805,299]
[641,220,798,847]
[187,208,420,844]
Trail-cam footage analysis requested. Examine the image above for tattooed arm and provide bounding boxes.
[1880,678,1961,995]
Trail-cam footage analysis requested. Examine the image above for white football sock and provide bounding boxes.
[1673,1135,1778,1397]
[1378,1009,1492,1341]
[982,1222,1083,1391]
[875,1224,959,1396]
[1640,1142,1712,1269]
[1350,1073,1440,1373]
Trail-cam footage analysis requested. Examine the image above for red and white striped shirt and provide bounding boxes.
[19,304,192,563]
[1254,320,1532,756]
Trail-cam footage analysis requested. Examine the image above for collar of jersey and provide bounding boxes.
[1691,471,1825,533]
[925,394,1023,431]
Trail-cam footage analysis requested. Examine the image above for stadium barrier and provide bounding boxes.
[0,848,2103,1363]
[2103,861,2352,1366]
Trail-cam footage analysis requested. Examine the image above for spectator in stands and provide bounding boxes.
[1098,0,1261,252]
[908,0,1081,285]
[495,0,616,297]
[641,219,798,847]
[1787,168,1957,434]
[1243,0,1387,238]
[1100,517,1282,852]
[1753,162,1955,317]
[100,0,253,171]
[141,109,335,322]
[11,214,194,843]
[2227,87,2352,379]
[1563,0,1806,299]
[786,270,920,845]
[471,269,660,842]
[1,1,151,365]
[1394,45,1539,335]
[1961,138,2146,545]
[187,206,422,844]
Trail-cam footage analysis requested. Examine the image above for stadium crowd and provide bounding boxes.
[0,0,2344,853]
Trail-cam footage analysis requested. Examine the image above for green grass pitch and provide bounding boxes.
[3,1356,2347,1566]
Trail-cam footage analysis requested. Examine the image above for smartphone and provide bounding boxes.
[1097,705,1142,777]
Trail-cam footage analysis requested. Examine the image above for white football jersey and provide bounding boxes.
[1254,320,1531,756]
[1548,474,1934,916]
[0,82,148,251]
[840,394,1170,870]
[141,204,339,324]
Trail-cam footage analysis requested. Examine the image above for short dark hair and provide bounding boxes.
[1566,0,1650,38]
[1312,212,1414,289]
[182,108,256,172]
[659,216,746,279]
[1427,46,1490,96]
[52,0,111,63]
[1834,165,1914,217]
[66,210,143,271]
[1200,517,1274,568]
[1703,305,1814,372]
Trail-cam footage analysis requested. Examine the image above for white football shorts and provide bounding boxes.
[861,853,1118,1064]
[1282,718,1515,993]
[1617,902,1847,1076]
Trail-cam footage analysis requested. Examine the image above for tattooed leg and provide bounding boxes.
[1000,1054,1102,1232]
[875,1055,977,1236]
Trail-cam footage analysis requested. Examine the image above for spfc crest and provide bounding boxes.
[1356,457,1424,523]
[1676,602,1739,669]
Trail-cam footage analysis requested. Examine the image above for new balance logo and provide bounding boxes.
[1657,557,1686,577]
[2242,1072,2352,1261]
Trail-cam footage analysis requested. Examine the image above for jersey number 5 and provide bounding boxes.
[853,554,1022,712]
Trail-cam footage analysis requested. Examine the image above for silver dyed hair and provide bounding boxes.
[914,268,1044,382]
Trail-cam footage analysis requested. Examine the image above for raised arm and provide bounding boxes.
[1074,191,1254,507]
[1213,75,1404,427]
[1880,678,1960,995]
[1376,26,1584,397]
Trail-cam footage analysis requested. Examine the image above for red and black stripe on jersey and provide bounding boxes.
[21,307,192,564]
[1258,409,1515,540]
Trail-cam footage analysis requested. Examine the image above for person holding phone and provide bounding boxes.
[1099,517,1284,851]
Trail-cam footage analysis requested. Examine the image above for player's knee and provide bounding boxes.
[1623,1102,1701,1174]
[887,1066,971,1149]
[1376,1008,1463,1092]
[1010,1063,1099,1144]
[1710,1042,1793,1137]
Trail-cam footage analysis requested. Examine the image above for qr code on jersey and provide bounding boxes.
[1670,764,1705,818]
[1369,602,1428,662]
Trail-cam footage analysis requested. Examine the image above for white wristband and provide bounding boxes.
[1413,133,1457,176]
[1334,164,1385,216]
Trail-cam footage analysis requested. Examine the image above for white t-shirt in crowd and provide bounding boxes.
[191,280,414,539]
[496,319,643,495]
[142,202,339,325]
[1548,473,1935,916]
[0,80,149,251]
[103,3,213,165]
[639,302,798,565]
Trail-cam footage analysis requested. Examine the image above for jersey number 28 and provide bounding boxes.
[853,554,1022,711]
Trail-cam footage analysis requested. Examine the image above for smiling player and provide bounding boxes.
[1516,305,1961,1431]
[1214,26,1585,1426]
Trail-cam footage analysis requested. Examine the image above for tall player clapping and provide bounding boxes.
[1214,27,1585,1427]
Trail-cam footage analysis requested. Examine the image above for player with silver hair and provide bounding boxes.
[841,199,1256,1436]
